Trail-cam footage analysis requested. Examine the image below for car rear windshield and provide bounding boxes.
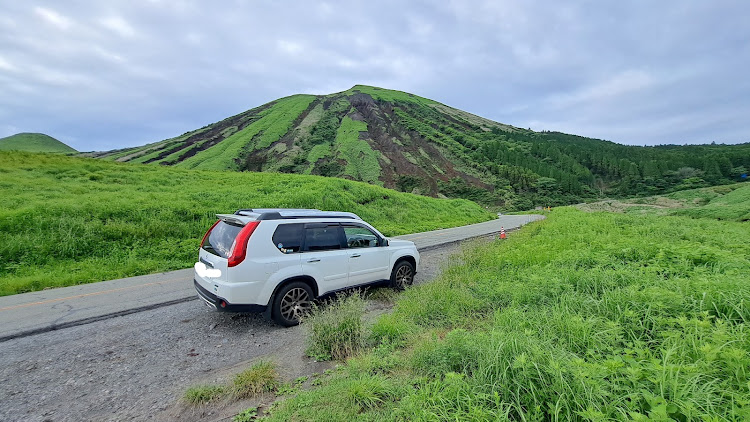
[202,221,243,258]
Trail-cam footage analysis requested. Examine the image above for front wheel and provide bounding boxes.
[390,261,415,291]
[271,282,314,327]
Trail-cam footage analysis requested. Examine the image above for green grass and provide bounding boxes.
[183,362,278,409]
[306,143,332,166]
[343,85,437,107]
[262,208,750,421]
[183,385,226,405]
[0,151,493,296]
[233,361,279,398]
[304,293,366,361]
[178,94,316,170]
[670,183,750,221]
[580,183,750,222]
[233,407,258,422]
[0,133,77,153]
[334,117,381,184]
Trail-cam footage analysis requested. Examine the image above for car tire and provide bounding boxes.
[390,260,415,291]
[271,281,314,327]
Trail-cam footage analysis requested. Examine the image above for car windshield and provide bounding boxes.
[202,221,243,258]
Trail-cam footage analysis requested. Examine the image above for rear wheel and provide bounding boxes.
[272,282,314,327]
[390,260,415,290]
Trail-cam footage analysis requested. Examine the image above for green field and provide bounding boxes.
[261,208,750,420]
[0,132,77,153]
[0,152,493,296]
[579,183,750,222]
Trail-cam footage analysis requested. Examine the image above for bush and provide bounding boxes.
[304,293,365,361]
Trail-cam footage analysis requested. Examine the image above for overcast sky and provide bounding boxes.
[1,1,749,151]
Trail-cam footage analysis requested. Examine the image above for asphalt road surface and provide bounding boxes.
[0,214,542,341]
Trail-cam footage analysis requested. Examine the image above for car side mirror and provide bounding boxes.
[381,238,389,247]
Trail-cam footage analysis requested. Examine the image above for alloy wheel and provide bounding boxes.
[395,265,413,289]
[279,287,312,322]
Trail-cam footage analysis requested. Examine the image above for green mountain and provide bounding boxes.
[0,133,77,153]
[92,85,750,209]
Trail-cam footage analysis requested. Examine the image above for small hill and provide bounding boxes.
[92,85,750,209]
[0,133,77,153]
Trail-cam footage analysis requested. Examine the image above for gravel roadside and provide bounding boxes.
[0,240,475,422]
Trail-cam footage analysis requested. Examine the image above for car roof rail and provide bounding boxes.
[234,208,361,220]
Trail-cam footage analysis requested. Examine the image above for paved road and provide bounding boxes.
[0,214,543,341]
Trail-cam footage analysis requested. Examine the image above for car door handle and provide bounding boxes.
[350,254,361,258]
[307,258,321,263]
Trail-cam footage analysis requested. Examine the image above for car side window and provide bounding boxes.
[343,226,379,248]
[272,223,303,253]
[303,225,343,251]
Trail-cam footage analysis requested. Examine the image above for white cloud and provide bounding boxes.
[277,40,304,55]
[99,16,138,38]
[34,7,73,30]
[0,56,18,72]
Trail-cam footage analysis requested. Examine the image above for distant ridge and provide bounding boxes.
[0,133,77,153]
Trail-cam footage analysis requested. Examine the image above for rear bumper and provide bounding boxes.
[193,280,266,313]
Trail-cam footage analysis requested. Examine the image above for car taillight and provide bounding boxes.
[201,220,220,248]
[227,221,260,267]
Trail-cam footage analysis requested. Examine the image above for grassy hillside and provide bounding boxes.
[0,132,77,153]
[90,85,750,210]
[261,208,750,421]
[578,183,750,222]
[0,151,493,296]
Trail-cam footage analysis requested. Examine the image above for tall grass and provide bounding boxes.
[304,293,366,361]
[0,152,493,296]
[233,361,279,398]
[263,208,750,421]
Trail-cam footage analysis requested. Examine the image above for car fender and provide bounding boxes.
[389,247,418,271]
[256,263,314,306]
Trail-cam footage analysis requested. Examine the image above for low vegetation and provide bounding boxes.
[579,183,750,222]
[304,293,367,361]
[0,151,493,296]
[233,361,279,398]
[261,207,750,420]
[183,385,226,405]
[183,361,278,408]
[232,407,258,422]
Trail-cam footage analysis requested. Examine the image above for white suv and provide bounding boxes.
[193,209,419,326]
